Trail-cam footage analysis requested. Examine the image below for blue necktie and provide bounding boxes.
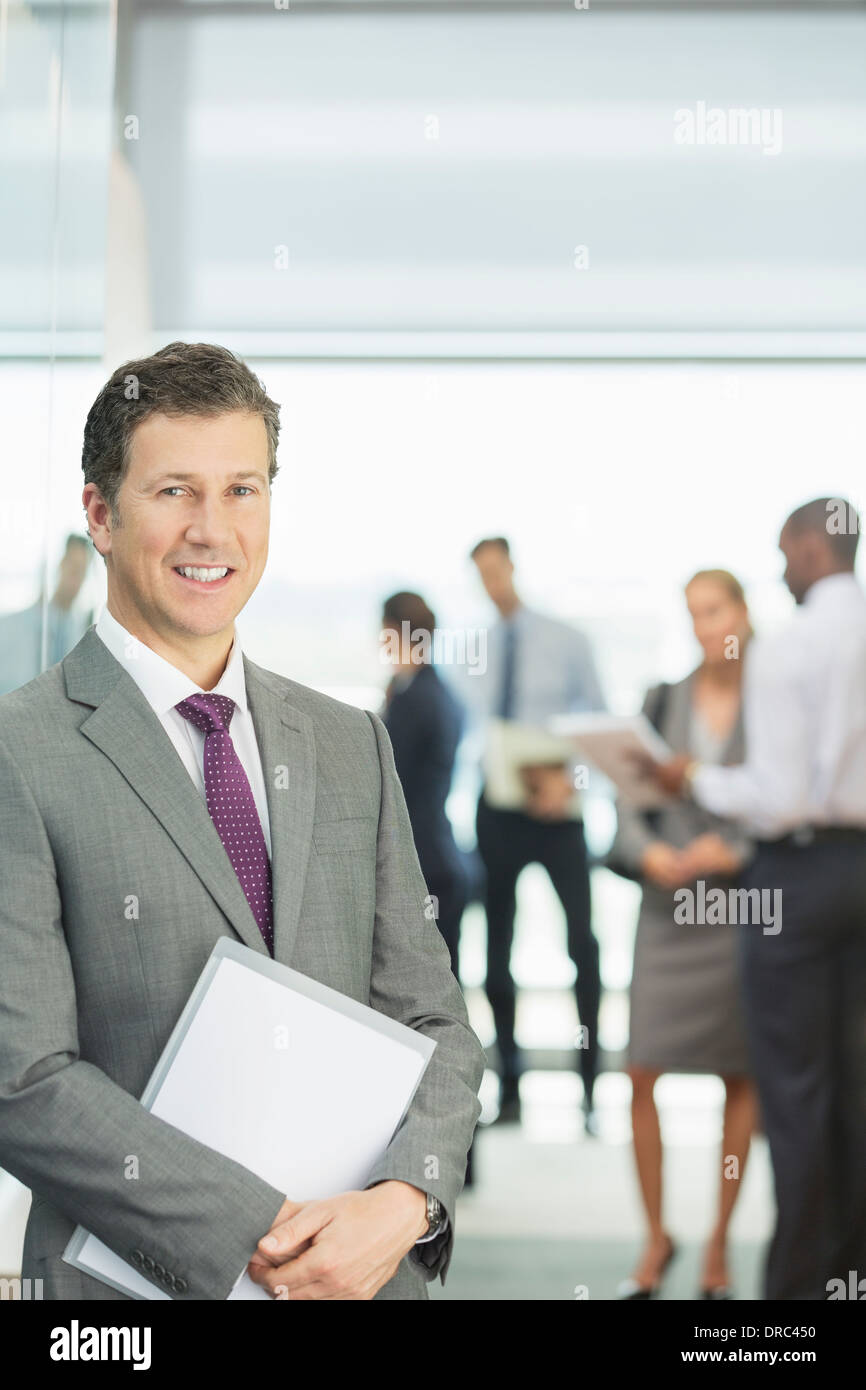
[498,621,517,720]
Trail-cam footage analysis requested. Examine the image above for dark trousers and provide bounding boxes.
[739,835,866,1300]
[475,793,601,1103]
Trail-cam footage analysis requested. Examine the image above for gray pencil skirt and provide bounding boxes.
[627,887,752,1076]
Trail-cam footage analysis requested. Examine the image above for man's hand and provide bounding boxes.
[643,753,693,797]
[640,841,687,890]
[520,763,575,820]
[247,1180,429,1300]
[679,833,742,879]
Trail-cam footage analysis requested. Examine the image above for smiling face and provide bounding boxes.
[84,410,271,654]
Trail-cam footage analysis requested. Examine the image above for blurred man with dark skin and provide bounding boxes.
[469,537,606,1130]
[651,498,866,1300]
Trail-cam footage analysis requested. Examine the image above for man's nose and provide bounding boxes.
[182,497,234,546]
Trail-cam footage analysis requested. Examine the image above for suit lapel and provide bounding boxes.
[64,628,316,963]
[243,657,316,965]
[666,672,694,754]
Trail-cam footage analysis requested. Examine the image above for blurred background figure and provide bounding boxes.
[609,570,758,1300]
[380,590,476,1184]
[468,537,606,1130]
[652,500,866,1300]
[0,535,93,695]
[380,591,470,979]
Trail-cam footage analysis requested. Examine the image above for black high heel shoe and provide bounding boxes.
[616,1238,678,1299]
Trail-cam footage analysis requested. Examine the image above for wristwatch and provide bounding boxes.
[415,1192,446,1244]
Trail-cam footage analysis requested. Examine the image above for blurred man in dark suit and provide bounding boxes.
[380,593,478,1185]
[380,592,469,980]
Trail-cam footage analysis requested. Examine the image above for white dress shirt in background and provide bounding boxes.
[692,572,866,839]
[465,602,607,725]
[94,605,272,859]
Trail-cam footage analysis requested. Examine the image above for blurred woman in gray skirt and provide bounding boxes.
[610,570,759,1300]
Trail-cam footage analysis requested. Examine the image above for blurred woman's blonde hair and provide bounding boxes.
[686,568,754,641]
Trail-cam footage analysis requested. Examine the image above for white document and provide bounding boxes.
[483,718,581,814]
[63,939,435,1300]
[549,712,674,809]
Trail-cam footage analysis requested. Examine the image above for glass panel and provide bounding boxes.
[0,0,114,694]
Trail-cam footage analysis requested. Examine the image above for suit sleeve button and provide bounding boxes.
[130,1250,144,1267]
[173,1276,188,1294]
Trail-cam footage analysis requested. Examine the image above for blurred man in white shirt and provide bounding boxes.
[653,497,866,1301]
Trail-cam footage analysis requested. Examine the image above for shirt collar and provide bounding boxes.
[500,601,530,626]
[390,670,418,693]
[803,572,861,607]
[94,605,248,717]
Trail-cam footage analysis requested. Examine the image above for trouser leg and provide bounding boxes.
[476,797,529,1081]
[541,820,601,1105]
[739,845,836,1299]
[826,846,866,1285]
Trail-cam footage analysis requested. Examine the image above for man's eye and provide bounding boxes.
[159,486,254,497]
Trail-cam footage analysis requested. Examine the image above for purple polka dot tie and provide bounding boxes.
[175,692,274,955]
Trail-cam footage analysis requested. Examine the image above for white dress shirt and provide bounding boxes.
[692,572,866,838]
[94,606,272,859]
[466,603,606,726]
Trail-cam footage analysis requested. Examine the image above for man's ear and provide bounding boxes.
[803,531,828,568]
[82,485,112,558]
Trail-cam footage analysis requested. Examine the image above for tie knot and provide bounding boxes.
[175,691,236,735]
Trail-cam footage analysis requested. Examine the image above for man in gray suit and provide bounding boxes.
[0,341,484,1301]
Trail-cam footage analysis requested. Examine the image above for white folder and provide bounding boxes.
[548,712,674,809]
[63,938,435,1300]
[482,718,582,814]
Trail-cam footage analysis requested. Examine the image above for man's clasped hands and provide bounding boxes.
[246,1179,429,1301]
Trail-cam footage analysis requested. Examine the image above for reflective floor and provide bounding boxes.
[431,1066,773,1301]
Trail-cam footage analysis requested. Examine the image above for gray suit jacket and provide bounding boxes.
[0,626,485,1300]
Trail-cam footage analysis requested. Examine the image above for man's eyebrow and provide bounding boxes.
[147,470,268,485]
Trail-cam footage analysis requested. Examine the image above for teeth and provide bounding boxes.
[176,567,229,582]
